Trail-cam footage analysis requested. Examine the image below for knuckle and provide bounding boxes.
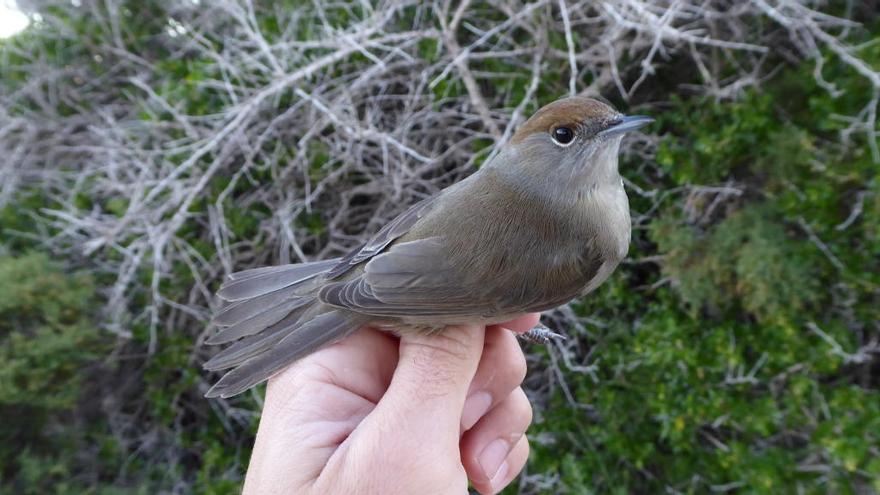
[511,388,534,428]
[510,343,528,385]
[405,345,461,399]
[495,332,528,387]
[399,328,480,399]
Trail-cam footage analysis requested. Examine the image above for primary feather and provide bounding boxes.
[216,259,338,301]
[205,310,364,398]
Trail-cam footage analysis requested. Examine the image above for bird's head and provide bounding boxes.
[492,97,652,194]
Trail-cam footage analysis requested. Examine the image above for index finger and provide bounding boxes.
[494,313,541,334]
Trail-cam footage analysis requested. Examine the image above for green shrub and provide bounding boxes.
[525,49,880,493]
[0,252,106,492]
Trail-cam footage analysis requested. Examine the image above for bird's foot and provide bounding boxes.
[518,323,566,345]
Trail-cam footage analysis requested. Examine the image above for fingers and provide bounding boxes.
[266,327,399,408]
[461,325,527,431]
[492,435,530,493]
[244,327,399,493]
[496,313,541,333]
[262,326,400,452]
[366,324,486,454]
[461,387,533,495]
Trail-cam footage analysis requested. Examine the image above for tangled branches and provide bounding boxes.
[3,0,876,351]
[0,2,878,487]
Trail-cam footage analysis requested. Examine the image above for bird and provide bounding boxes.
[203,96,652,398]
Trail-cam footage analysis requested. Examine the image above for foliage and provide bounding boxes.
[0,251,108,493]
[524,48,880,494]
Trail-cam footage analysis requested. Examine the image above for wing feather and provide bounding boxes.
[217,259,338,301]
[203,304,313,370]
[325,196,437,279]
[205,311,362,398]
[207,296,314,345]
[319,238,497,318]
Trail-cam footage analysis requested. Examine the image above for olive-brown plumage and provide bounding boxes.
[204,97,652,398]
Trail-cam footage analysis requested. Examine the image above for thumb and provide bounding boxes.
[372,324,486,447]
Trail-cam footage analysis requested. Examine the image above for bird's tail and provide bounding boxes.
[203,260,366,399]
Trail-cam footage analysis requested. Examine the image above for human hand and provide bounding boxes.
[242,313,540,495]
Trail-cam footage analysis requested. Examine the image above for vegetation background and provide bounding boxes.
[1,0,878,493]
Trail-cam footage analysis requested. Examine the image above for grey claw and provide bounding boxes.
[519,322,566,344]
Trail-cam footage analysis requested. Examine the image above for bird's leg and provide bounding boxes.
[518,322,566,344]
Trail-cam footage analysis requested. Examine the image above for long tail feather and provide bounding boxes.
[227,264,298,281]
[209,261,339,345]
[217,259,339,301]
[203,308,311,371]
[205,259,359,398]
[205,310,364,398]
[213,288,299,327]
[207,296,314,345]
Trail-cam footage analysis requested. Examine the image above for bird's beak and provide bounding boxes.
[598,115,654,137]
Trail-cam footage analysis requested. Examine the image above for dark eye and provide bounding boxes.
[552,126,574,145]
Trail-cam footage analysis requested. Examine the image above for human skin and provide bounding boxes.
[243,313,540,495]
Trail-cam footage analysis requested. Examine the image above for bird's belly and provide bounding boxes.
[376,312,530,334]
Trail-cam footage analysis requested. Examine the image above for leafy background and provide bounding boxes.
[1,1,878,493]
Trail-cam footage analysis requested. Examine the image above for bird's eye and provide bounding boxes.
[551,126,574,145]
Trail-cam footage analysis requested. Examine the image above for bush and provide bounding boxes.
[525,54,880,493]
[0,252,106,492]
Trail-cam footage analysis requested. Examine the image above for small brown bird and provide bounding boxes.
[204,97,652,398]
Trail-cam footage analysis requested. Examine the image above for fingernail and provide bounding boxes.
[490,461,510,491]
[478,438,511,483]
[461,391,492,430]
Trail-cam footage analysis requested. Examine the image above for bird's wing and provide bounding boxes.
[319,237,484,317]
[318,174,605,320]
[319,237,514,318]
[324,194,439,279]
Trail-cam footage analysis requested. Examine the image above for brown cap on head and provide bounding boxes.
[510,97,619,144]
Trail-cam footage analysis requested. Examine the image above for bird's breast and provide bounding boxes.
[447,180,629,308]
[578,182,631,262]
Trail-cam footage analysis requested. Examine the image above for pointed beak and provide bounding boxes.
[598,115,654,137]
